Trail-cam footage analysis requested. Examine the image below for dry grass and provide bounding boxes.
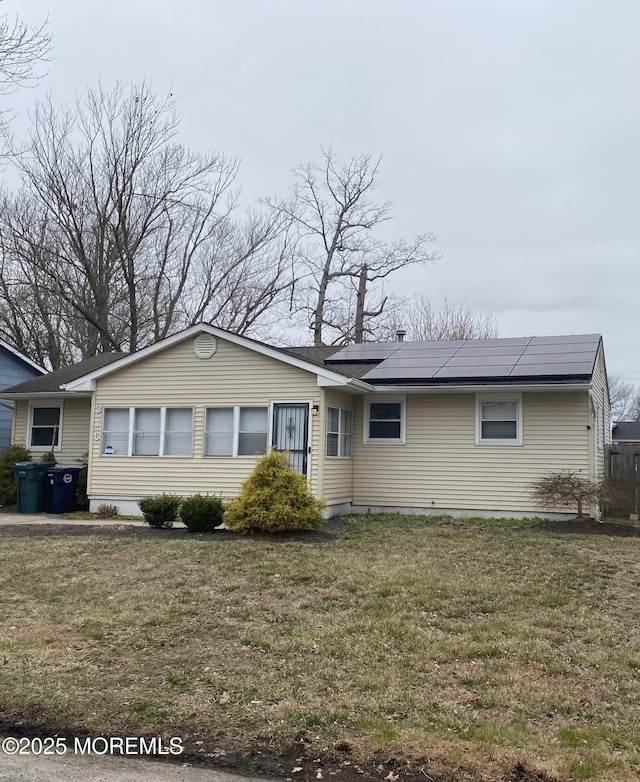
[1,515,640,780]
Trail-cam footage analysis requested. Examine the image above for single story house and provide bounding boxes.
[611,422,640,444]
[0,325,610,518]
[0,339,45,454]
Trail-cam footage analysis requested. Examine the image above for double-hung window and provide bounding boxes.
[102,407,193,456]
[29,402,63,451]
[326,407,353,457]
[204,406,268,457]
[476,395,522,445]
[133,408,161,456]
[364,396,405,443]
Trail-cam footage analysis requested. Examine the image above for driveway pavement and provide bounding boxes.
[0,750,269,782]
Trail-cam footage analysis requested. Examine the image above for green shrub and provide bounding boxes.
[180,494,224,533]
[138,494,181,528]
[75,453,89,510]
[225,450,325,534]
[0,445,32,506]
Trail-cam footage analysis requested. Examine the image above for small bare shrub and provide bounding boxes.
[530,470,628,519]
[96,503,119,519]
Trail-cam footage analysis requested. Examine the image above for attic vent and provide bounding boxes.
[194,333,217,359]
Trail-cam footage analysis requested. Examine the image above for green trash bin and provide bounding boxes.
[13,461,56,513]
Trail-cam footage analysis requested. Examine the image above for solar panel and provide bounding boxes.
[509,362,594,377]
[524,342,598,355]
[356,335,600,384]
[529,334,600,345]
[516,352,595,365]
[326,343,400,362]
[433,365,516,379]
[363,365,440,380]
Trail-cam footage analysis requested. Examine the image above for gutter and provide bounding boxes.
[370,382,593,394]
[0,390,93,400]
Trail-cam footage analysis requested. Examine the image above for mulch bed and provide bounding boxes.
[0,515,350,543]
[532,517,640,538]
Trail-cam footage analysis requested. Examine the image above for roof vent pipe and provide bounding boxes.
[395,329,406,342]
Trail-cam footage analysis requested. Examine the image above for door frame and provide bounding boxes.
[269,400,313,481]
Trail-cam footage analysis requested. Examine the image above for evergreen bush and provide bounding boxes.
[75,453,89,510]
[138,494,181,528]
[225,450,325,534]
[0,445,32,506]
[180,494,224,533]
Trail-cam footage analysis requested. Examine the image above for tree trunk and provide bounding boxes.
[354,264,368,343]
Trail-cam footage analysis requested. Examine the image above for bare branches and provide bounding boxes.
[267,148,439,345]
[402,295,499,341]
[608,375,640,423]
[530,469,628,519]
[0,82,293,367]
[0,11,50,93]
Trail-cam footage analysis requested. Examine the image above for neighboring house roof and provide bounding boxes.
[0,338,46,375]
[612,422,640,442]
[0,326,604,397]
[1,353,126,395]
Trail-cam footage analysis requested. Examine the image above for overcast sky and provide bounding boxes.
[11,0,640,381]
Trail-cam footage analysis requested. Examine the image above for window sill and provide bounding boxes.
[363,439,405,445]
[476,440,522,447]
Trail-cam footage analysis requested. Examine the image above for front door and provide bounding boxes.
[272,403,309,475]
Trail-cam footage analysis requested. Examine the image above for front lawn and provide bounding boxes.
[1,515,639,780]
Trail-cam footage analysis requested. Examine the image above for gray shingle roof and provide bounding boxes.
[0,332,603,396]
[0,353,127,394]
[612,422,640,442]
[281,346,374,379]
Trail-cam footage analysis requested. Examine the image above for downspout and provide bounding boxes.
[588,390,601,520]
[588,391,598,482]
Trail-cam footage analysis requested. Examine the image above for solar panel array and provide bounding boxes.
[325,335,600,384]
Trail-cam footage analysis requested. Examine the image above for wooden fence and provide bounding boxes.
[605,443,640,516]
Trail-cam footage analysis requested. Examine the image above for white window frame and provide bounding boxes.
[204,405,269,458]
[326,406,353,459]
[28,400,64,452]
[475,393,522,446]
[101,406,194,457]
[363,395,406,444]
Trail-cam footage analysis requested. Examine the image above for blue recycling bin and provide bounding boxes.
[45,467,81,514]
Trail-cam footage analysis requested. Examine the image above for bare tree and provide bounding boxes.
[629,390,640,422]
[0,82,294,367]
[0,7,50,132]
[402,295,498,341]
[266,148,439,345]
[608,376,638,422]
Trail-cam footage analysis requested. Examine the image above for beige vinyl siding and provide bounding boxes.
[13,397,91,466]
[353,391,590,513]
[321,389,354,502]
[89,336,321,501]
